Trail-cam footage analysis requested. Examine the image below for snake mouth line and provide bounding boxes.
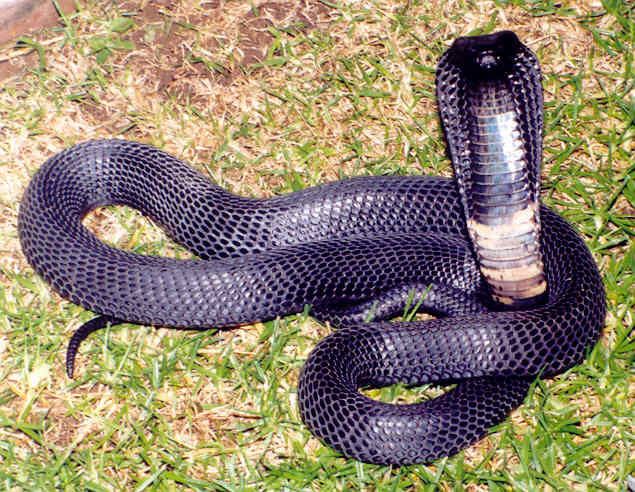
[436,31,547,307]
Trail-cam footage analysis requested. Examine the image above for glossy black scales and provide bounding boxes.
[18,31,605,465]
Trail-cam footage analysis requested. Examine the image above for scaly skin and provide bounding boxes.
[18,32,605,465]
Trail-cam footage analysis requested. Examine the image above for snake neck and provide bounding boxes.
[436,31,548,308]
[466,79,546,307]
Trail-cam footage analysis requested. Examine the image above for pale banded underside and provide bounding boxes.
[467,79,546,305]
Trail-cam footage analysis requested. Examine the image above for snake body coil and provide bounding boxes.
[18,32,605,465]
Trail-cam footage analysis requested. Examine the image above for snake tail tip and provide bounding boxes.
[65,356,76,379]
[65,315,120,380]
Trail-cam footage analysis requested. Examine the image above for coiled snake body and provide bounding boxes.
[18,32,605,465]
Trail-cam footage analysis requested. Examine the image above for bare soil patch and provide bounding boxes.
[118,0,334,105]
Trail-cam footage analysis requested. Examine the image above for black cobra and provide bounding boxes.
[18,32,605,465]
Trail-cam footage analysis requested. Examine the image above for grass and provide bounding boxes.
[0,0,633,490]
